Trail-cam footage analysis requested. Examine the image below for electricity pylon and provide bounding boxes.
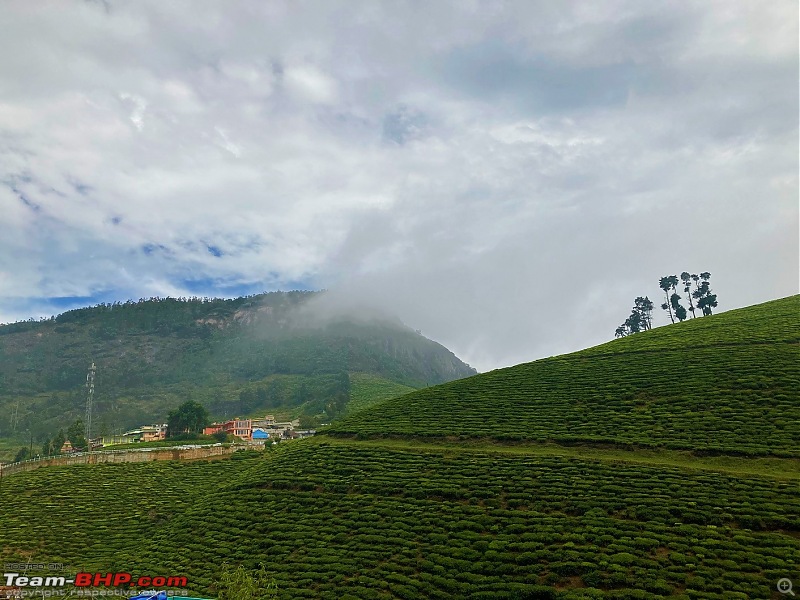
[85,362,96,448]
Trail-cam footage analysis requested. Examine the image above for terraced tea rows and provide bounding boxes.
[329,297,800,456]
[2,440,795,599]
[133,441,798,599]
[0,297,797,599]
[0,453,258,570]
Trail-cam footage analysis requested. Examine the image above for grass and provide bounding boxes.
[0,296,797,599]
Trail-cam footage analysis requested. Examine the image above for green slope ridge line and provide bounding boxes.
[326,295,800,457]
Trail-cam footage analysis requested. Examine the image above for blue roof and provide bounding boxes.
[252,430,270,439]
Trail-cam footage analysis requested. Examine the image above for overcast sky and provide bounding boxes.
[0,1,797,371]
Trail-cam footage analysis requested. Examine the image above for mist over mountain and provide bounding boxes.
[0,291,476,441]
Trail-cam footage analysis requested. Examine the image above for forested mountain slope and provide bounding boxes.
[0,291,475,440]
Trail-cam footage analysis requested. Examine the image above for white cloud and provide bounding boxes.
[0,0,796,369]
[283,64,339,104]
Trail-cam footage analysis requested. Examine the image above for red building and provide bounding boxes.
[203,418,253,440]
[203,423,223,435]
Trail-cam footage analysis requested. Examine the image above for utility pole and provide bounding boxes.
[85,362,96,450]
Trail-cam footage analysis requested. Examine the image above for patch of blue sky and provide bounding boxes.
[13,188,41,212]
[177,277,265,298]
[71,181,93,195]
[141,243,170,256]
[263,271,316,292]
[178,276,316,298]
[0,291,121,324]
[47,295,104,308]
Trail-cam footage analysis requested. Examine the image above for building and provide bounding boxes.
[99,435,127,447]
[230,419,252,439]
[202,423,223,436]
[141,424,168,442]
[203,418,253,440]
[122,424,168,443]
[202,415,301,441]
[252,415,276,428]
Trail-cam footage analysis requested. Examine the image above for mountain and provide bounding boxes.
[328,294,800,456]
[0,291,476,442]
[0,296,796,599]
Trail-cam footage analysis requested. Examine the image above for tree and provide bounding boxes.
[167,400,209,437]
[298,413,320,429]
[615,296,653,338]
[216,563,278,600]
[693,272,718,316]
[681,272,698,318]
[52,429,66,455]
[624,312,643,334]
[671,292,687,322]
[14,447,29,462]
[658,276,679,324]
[239,388,258,414]
[634,296,654,330]
[66,419,88,451]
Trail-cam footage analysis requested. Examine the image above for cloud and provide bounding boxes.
[0,0,796,371]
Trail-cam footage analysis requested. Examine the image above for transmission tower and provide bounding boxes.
[85,362,96,448]
[11,399,19,434]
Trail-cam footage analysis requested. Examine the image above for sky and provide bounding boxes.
[0,0,797,372]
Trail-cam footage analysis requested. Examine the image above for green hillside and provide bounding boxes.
[328,296,800,457]
[0,297,797,599]
[0,291,475,449]
[346,373,418,416]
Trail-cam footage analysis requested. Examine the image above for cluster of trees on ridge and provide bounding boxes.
[616,271,718,338]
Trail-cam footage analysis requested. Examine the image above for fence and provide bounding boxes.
[0,444,249,477]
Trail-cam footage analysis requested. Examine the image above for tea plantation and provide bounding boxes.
[0,296,797,599]
[328,296,800,457]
